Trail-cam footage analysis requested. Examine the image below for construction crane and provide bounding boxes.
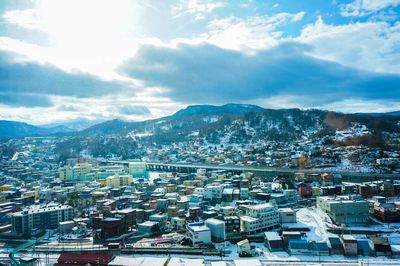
[8,240,36,266]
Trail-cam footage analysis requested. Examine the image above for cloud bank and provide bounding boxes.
[119,42,400,105]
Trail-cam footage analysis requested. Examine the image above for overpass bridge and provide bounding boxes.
[99,160,399,182]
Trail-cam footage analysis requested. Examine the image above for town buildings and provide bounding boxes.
[186,222,211,246]
[317,195,370,225]
[11,205,73,236]
[240,203,279,234]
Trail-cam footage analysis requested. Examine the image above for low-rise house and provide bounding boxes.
[341,235,358,256]
[357,238,375,257]
[282,231,302,247]
[149,213,168,229]
[327,236,344,255]
[264,232,283,251]
[137,221,159,235]
[309,241,330,256]
[171,217,186,231]
[278,208,296,223]
[109,256,168,266]
[237,239,252,257]
[391,245,400,258]
[372,202,400,223]
[187,222,211,246]
[223,216,240,239]
[55,253,113,266]
[288,240,329,256]
[205,218,225,243]
[370,236,392,257]
[288,239,311,255]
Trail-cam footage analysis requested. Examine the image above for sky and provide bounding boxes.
[0,0,400,126]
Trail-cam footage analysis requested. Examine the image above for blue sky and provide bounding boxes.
[0,0,399,124]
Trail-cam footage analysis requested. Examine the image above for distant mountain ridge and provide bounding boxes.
[357,111,400,117]
[173,103,264,117]
[1,104,399,141]
[0,120,73,139]
[79,104,400,145]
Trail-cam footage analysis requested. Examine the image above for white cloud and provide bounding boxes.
[3,9,41,30]
[297,16,400,74]
[340,0,400,17]
[172,0,226,21]
[318,98,400,113]
[0,91,182,125]
[1,1,141,80]
[204,12,306,51]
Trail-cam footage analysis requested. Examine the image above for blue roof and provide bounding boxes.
[309,242,329,252]
[289,240,308,250]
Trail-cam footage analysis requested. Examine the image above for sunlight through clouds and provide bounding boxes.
[0,0,400,124]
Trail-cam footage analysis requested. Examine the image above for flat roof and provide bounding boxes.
[240,216,258,222]
[13,205,72,216]
[109,256,168,266]
[188,225,210,232]
[265,231,281,241]
[206,218,225,225]
[234,260,261,266]
[278,208,295,213]
[187,223,210,232]
[168,258,204,266]
[247,203,274,210]
[138,221,158,227]
[211,262,227,266]
[342,234,356,241]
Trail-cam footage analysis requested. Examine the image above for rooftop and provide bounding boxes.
[246,203,274,211]
[187,222,210,232]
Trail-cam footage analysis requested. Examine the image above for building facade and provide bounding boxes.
[12,205,73,236]
[240,203,279,234]
[317,196,370,225]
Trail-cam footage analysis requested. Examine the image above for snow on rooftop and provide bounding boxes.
[265,231,281,241]
[246,202,274,210]
[168,258,204,266]
[210,262,227,266]
[109,256,168,266]
[234,259,261,266]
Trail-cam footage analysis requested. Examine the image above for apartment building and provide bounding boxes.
[317,196,370,225]
[12,205,73,236]
[204,185,223,201]
[240,203,279,234]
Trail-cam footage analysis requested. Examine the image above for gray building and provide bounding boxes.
[205,218,225,242]
[317,196,370,225]
[11,205,73,237]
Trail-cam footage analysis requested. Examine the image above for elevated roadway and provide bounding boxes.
[100,160,399,182]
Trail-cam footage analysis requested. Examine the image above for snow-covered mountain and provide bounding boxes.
[80,104,400,145]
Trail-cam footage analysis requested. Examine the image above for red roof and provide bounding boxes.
[57,253,113,265]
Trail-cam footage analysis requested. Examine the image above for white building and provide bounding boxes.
[204,185,223,201]
[187,222,211,246]
[240,203,279,234]
[278,208,297,223]
[171,217,186,231]
[59,163,94,181]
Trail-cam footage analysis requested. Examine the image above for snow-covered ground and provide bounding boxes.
[334,124,370,141]
[293,208,334,241]
[215,241,400,265]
